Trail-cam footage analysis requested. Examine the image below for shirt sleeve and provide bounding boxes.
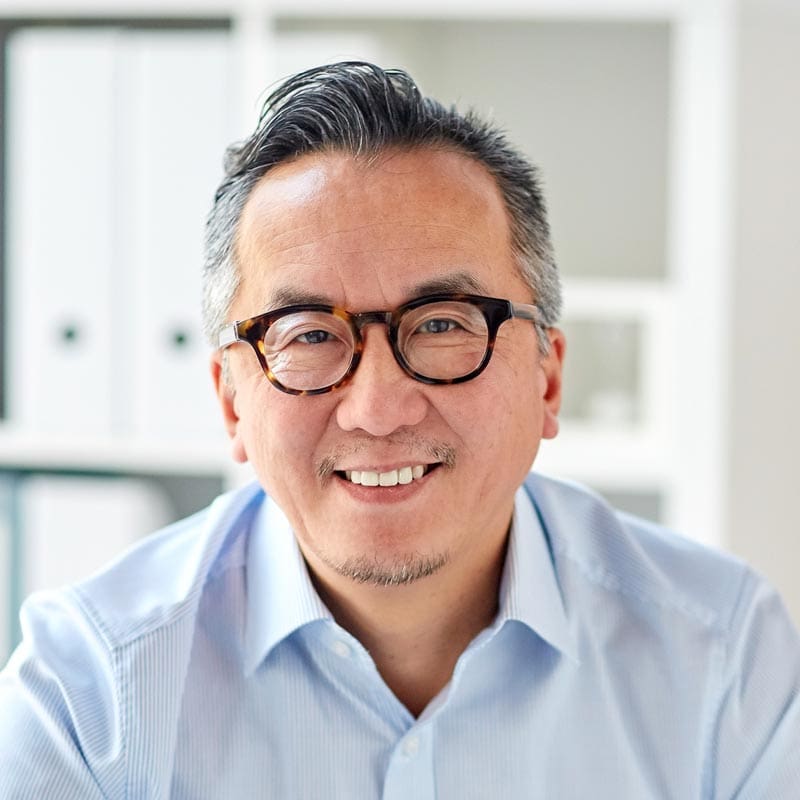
[0,590,124,800]
[712,573,800,798]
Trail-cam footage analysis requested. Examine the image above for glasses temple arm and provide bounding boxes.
[217,324,240,350]
[509,302,545,328]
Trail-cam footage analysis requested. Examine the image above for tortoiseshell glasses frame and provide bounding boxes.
[216,292,544,396]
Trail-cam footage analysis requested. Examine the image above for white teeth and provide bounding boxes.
[344,465,428,487]
[361,471,379,486]
[379,471,397,487]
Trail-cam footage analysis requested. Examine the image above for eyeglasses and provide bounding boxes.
[216,292,543,396]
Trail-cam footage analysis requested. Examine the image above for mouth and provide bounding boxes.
[335,463,438,487]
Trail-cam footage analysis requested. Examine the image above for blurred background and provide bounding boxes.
[0,0,798,664]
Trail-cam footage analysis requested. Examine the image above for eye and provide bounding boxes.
[296,329,333,344]
[265,312,349,351]
[416,318,460,334]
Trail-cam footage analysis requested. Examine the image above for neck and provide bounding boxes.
[307,536,508,717]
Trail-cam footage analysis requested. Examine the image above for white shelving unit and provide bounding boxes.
[0,0,739,658]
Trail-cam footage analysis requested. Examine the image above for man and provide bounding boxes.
[1,62,799,798]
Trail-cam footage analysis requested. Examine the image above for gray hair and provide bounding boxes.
[202,61,561,350]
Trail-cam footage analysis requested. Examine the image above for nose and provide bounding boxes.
[335,325,428,436]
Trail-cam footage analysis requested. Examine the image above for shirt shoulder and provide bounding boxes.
[523,473,800,793]
[0,481,265,800]
[524,472,752,635]
[69,480,264,650]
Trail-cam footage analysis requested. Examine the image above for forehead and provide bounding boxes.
[233,147,522,310]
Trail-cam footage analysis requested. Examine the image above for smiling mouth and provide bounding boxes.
[337,464,437,487]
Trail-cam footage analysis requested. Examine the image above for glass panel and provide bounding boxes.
[276,18,670,280]
[596,487,663,523]
[560,318,641,425]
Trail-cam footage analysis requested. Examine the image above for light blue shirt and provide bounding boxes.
[1,473,799,798]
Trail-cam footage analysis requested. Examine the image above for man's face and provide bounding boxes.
[212,148,564,588]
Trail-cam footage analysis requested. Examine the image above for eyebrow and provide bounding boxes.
[264,287,330,310]
[407,271,489,298]
[263,270,490,312]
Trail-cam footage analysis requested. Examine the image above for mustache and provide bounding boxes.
[317,433,456,480]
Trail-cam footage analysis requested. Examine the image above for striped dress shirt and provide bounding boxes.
[1,473,799,798]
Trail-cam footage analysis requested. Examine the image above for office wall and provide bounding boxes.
[729,0,800,626]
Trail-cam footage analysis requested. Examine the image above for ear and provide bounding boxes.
[210,353,249,464]
[538,328,566,440]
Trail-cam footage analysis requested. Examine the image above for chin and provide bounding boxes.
[328,551,449,587]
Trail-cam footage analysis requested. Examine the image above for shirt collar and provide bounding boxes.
[243,495,331,676]
[497,485,580,664]
[244,483,579,676]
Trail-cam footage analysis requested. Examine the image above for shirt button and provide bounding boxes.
[402,735,420,758]
[332,640,351,658]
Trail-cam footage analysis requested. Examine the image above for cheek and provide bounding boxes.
[472,368,543,466]
[477,350,541,420]
[449,392,537,509]
[242,393,331,483]
[444,372,540,457]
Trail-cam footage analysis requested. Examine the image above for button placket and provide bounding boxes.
[381,725,436,800]
[401,734,420,758]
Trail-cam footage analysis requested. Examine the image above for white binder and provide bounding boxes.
[6,30,122,436]
[123,31,238,442]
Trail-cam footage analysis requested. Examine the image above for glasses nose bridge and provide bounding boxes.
[350,309,395,337]
[347,309,408,379]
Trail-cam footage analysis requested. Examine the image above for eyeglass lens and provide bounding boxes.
[262,300,491,391]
